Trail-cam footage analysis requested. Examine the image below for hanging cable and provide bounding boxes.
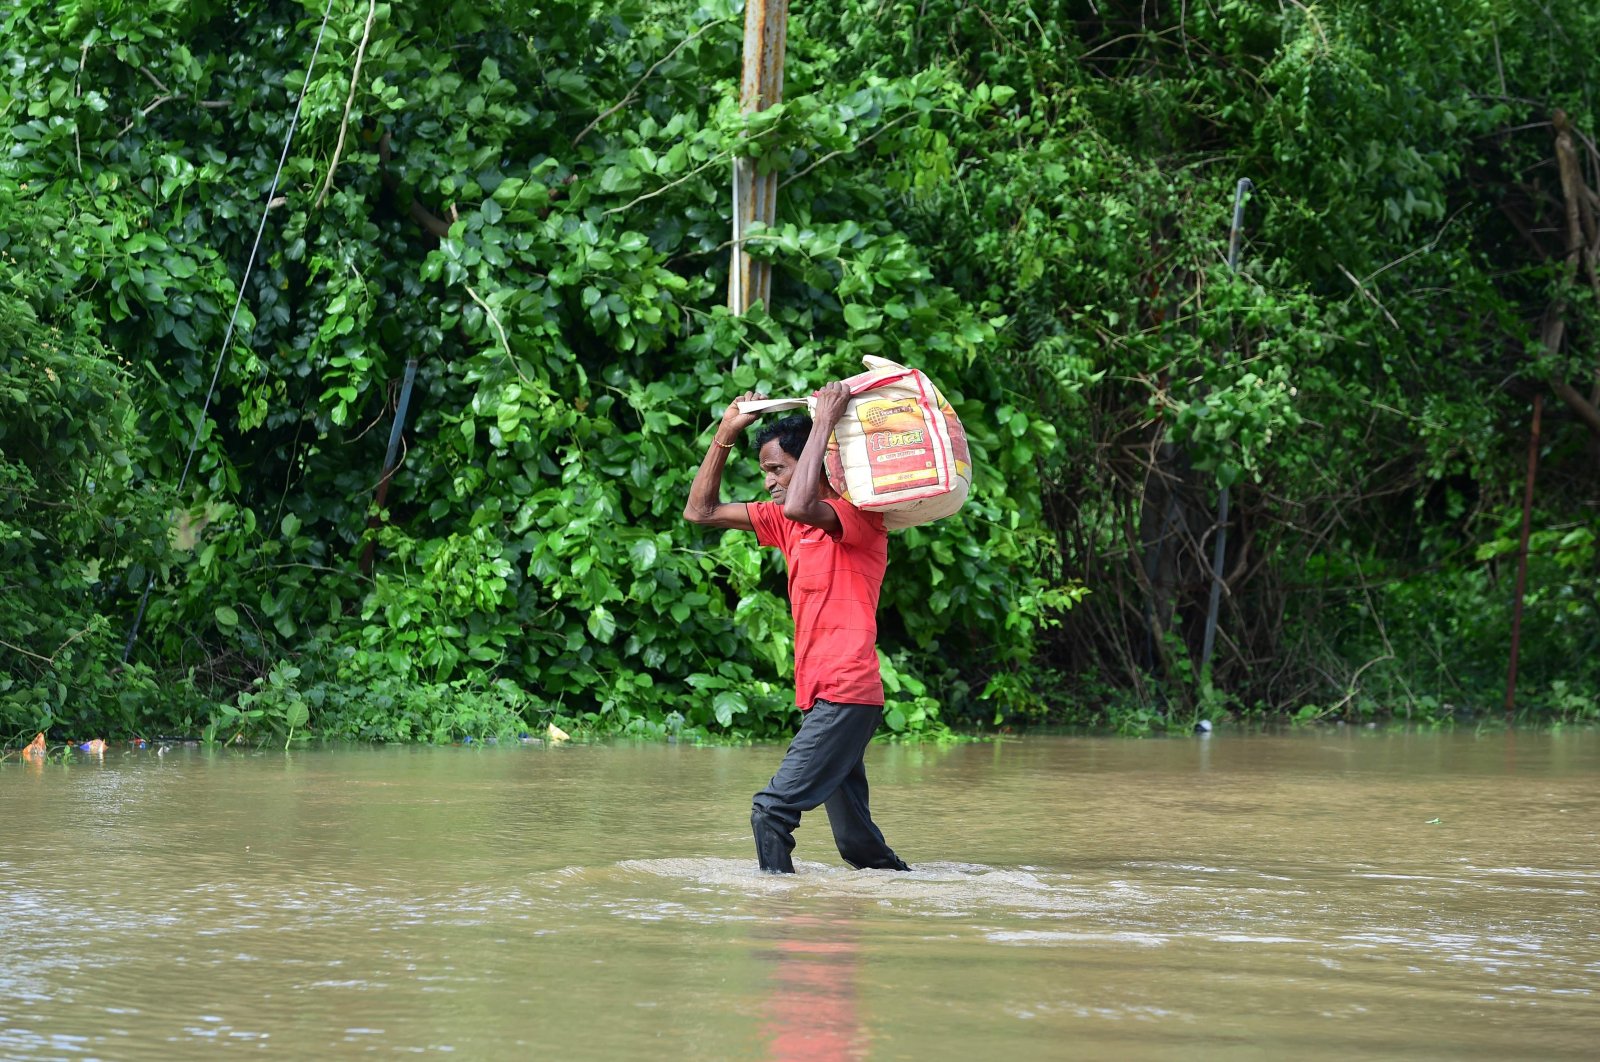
[122,0,339,661]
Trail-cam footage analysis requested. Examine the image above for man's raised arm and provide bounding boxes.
[683,391,763,531]
[781,381,846,536]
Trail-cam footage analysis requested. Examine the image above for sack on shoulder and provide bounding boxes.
[738,356,971,529]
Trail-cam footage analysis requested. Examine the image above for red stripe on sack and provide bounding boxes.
[912,371,953,491]
[847,368,914,396]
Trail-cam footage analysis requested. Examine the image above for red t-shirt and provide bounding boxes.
[747,499,887,709]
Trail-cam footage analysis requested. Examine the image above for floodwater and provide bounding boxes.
[2,730,1597,1060]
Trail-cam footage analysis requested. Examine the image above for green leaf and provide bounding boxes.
[587,606,617,642]
[712,690,748,727]
[215,605,239,629]
[629,538,658,569]
[843,303,875,331]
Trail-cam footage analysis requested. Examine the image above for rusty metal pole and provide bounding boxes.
[1198,177,1253,679]
[729,0,788,314]
[1504,392,1543,717]
[359,357,419,575]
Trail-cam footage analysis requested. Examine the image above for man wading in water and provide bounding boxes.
[684,382,912,874]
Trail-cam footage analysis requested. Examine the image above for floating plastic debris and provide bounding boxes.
[21,733,46,762]
[546,722,571,744]
[78,739,107,756]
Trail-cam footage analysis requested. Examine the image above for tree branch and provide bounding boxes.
[601,150,730,216]
[1335,261,1399,329]
[778,112,915,191]
[1552,377,1600,437]
[377,131,451,239]
[138,66,171,94]
[315,0,379,210]
[0,623,97,666]
[464,285,511,361]
[571,18,729,147]
[1325,653,1396,717]
[1553,111,1589,275]
[1548,111,1600,441]
[117,95,175,138]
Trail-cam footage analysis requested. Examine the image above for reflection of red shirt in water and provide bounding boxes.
[765,937,864,1061]
[747,499,887,709]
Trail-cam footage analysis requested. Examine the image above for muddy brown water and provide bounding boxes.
[2,730,1597,1060]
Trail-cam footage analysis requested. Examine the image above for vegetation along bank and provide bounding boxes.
[3,1,1597,745]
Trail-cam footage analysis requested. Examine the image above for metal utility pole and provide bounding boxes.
[728,0,789,314]
[1504,393,1543,716]
[360,357,420,575]
[1199,177,1253,678]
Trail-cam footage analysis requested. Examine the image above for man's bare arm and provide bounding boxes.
[782,381,846,536]
[683,391,763,531]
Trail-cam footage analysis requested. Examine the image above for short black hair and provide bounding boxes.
[754,414,812,460]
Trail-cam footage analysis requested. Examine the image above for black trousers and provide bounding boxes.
[750,699,911,874]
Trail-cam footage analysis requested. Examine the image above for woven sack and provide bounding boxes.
[738,357,971,529]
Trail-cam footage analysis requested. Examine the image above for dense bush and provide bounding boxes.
[2,0,1596,743]
[0,277,192,736]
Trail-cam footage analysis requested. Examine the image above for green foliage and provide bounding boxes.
[0,271,185,739]
[3,0,1598,741]
[1305,502,1600,721]
[203,656,539,746]
[0,0,1029,741]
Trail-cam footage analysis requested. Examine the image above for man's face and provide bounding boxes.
[758,439,798,503]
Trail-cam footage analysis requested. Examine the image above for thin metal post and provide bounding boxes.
[360,357,419,575]
[728,0,788,313]
[1199,178,1253,677]
[1504,392,1543,716]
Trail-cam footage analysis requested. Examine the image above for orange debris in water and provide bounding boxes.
[82,739,107,756]
[21,733,46,761]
